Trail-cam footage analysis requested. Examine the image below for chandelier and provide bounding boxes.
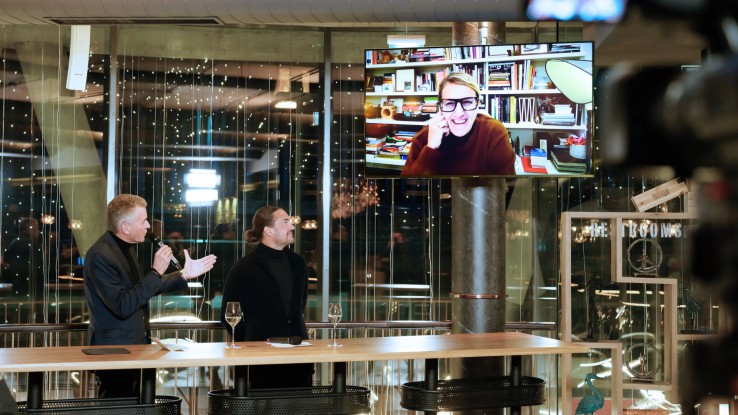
[331,179,379,219]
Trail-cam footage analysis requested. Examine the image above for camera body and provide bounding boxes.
[598,2,738,413]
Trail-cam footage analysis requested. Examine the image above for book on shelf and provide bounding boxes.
[509,96,517,124]
[377,141,408,159]
[491,96,516,123]
[488,96,513,123]
[415,72,438,92]
[381,142,404,150]
[392,130,416,141]
[396,68,415,92]
[409,52,428,62]
[520,43,549,55]
[487,62,513,90]
[449,46,482,60]
[529,148,547,168]
[550,43,582,54]
[513,60,536,90]
[520,156,548,173]
[410,48,447,62]
[428,48,447,61]
[453,64,483,87]
[541,106,576,125]
[366,50,377,65]
[435,70,448,91]
[541,117,576,124]
[366,75,385,90]
[551,148,588,173]
[366,137,386,149]
[552,161,587,174]
[486,45,513,56]
[421,97,438,113]
[382,73,395,92]
[401,141,412,155]
[401,101,422,113]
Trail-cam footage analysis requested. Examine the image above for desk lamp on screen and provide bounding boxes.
[545,59,593,162]
[545,59,593,104]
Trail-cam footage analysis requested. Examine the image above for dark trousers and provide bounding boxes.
[95,369,141,398]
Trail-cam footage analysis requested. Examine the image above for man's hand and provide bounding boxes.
[180,250,217,280]
[152,245,174,275]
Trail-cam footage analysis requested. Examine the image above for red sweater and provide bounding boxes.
[401,114,515,176]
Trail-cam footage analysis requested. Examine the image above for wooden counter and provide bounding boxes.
[0,332,588,412]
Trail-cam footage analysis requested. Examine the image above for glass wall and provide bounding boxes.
[0,21,639,334]
[0,25,329,330]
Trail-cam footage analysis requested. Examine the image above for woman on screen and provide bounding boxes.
[401,72,515,176]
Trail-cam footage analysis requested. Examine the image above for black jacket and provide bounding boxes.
[220,243,309,341]
[220,243,313,388]
[84,232,187,345]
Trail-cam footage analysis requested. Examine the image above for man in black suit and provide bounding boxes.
[84,194,216,398]
[220,206,314,388]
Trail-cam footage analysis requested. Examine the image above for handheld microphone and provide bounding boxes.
[146,232,182,270]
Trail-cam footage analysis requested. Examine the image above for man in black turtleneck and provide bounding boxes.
[220,206,314,388]
[84,194,216,398]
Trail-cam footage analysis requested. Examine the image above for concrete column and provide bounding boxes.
[450,22,508,408]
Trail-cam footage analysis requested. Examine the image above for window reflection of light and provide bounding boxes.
[184,168,221,188]
[185,189,218,205]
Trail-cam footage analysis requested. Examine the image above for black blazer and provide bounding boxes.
[220,243,309,341]
[83,232,187,345]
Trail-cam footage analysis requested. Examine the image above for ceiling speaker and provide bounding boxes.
[66,25,91,91]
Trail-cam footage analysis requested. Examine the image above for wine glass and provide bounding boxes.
[224,302,242,349]
[328,302,343,348]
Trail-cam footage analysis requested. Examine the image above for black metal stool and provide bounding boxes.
[17,396,181,415]
[207,386,371,415]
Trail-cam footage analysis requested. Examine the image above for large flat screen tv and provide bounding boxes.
[363,41,594,178]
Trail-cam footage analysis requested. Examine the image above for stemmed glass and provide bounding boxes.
[328,302,343,348]
[224,302,242,349]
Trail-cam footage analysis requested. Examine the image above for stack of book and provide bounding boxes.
[365,137,386,155]
[541,104,576,125]
[410,48,446,62]
[551,147,588,174]
[420,100,438,114]
[421,100,438,113]
[393,130,415,141]
[378,141,408,159]
[372,134,411,159]
[487,62,513,90]
[529,148,547,168]
[550,43,582,54]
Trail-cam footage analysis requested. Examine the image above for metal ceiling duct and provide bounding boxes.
[0,0,524,25]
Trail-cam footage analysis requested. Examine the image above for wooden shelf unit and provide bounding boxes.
[560,211,709,415]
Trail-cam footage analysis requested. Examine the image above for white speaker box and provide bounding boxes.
[66,25,91,91]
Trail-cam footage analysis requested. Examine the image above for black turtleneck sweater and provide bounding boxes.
[110,232,141,281]
[220,242,309,342]
[260,244,293,315]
